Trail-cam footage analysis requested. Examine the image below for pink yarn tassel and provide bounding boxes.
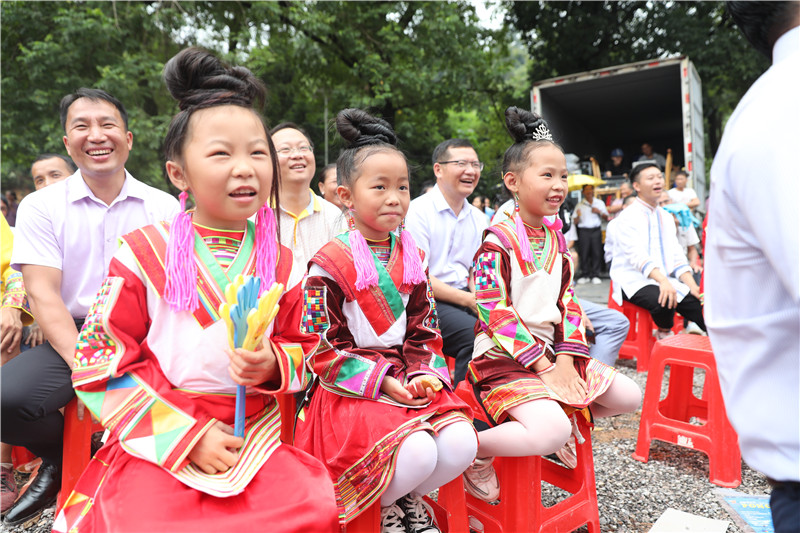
[544,216,563,231]
[349,229,379,291]
[164,191,198,312]
[400,225,426,286]
[255,204,277,293]
[514,213,535,264]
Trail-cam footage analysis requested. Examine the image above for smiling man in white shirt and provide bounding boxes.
[405,139,487,383]
[2,88,179,527]
[609,163,704,339]
[706,3,800,529]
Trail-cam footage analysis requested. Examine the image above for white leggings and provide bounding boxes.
[380,421,477,506]
[476,373,641,458]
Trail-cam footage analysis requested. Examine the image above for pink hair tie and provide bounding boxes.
[399,221,426,287]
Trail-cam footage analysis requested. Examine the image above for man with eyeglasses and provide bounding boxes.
[405,139,487,384]
[271,123,345,276]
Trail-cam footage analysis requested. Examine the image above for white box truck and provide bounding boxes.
[531,56,705,207]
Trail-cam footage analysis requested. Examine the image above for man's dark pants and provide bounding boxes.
[577,226,603,278]
[1,341,75,465]
[435,300,476,385]
[623,285,706,331]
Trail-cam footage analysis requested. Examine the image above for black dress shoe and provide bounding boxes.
[2,461,61,527]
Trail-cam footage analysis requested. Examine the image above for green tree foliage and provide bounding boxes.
[1,1,187,191]
[1,1,518,196]
[505,1,768,157]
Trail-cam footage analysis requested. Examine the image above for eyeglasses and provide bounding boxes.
[438,160,484,171]
[276,145,313,157]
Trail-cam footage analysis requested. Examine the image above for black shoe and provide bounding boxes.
[2,461,60,527]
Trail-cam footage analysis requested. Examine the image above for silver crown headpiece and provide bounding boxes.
[529,123,553,142]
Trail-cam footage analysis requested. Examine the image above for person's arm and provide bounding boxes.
[20,264,79,366]
[678,270,702,300]
[401,269,453,391]
[301,271,396,401]
[429,275,476,313]
[72,256,220,474]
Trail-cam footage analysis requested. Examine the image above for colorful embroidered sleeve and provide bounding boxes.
[473,242,548,369]
[253,281,315,395]
[1,272,33,325]
[301,276,394,401]
[401,272,452,390]
[554,251,590,359]
[72,257,216,473]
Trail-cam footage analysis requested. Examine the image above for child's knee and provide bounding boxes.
[436,421,477,468]
[400,431,438,474]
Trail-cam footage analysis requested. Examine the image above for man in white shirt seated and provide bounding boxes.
[609,163,704,340]
[405,139,487,384]
[1,88,180,527]
[667,170,700,210]
[572,184,608,285]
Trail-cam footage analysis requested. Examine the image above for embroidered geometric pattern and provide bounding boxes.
[1,271,30,315]
[422,275,438,330]
[302,287,328,334]
[73,277,124,386]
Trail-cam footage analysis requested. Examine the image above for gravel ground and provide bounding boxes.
[2,355,769,533]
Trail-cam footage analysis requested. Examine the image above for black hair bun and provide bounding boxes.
[336,108,397,148]
[504,106,548,143]
[163,47,265,111]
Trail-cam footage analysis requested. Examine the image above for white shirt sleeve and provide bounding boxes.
[10,193,62,270]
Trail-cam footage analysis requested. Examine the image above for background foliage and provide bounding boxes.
[1,1,767,201]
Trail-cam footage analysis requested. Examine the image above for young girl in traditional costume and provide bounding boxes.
[462,107,641,503]
[294,109,477,533]
[52,48,339,533]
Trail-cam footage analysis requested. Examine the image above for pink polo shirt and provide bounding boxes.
[11,170,179,318]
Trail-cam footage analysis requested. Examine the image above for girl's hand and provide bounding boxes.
[188,421,243,474]
[380,375,430,406]
[227,342,278,387]
[540,358,588,405]
[405,376,440,402]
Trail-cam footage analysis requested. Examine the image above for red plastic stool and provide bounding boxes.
[345,495,452,532]
[57,398,104,513]
[449,382,600,533]
[608,282,682,372]
[632,335,742,487]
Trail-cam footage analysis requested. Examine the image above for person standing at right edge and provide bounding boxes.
[707,3,800,531]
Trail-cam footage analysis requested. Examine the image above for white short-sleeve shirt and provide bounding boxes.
[405,184,487,290]
[11,171,180,318]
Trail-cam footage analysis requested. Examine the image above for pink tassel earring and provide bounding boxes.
[399,219,426,287]
[513,193,535,263]
[164,190,198,312]
[255,204,278,292]
[347,209,379,290]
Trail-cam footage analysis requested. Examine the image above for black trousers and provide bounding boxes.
[1,340,76,465]
[577,226,603,278]
[770,481,800,532]
[623,285,706,331]
[435,299,476,385]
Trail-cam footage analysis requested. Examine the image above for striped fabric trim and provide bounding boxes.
[338,410,471,523]
[170,402,281,497]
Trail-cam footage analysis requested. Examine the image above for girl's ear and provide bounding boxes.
[337,185,354,210]
[503,172,519,194]
[166,160,188,192]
